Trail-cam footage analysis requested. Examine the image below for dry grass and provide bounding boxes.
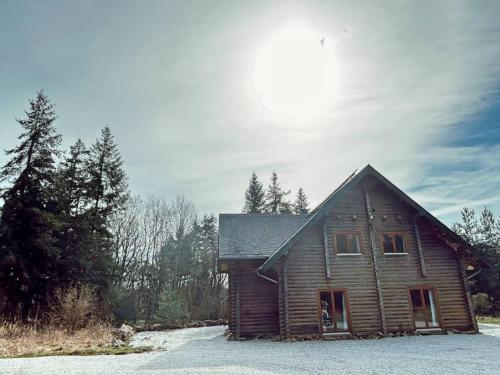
[0,321,151,358]
[0,285,152,358]
[477,315,500,325]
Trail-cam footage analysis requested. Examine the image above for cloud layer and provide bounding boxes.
[1,0,499,224]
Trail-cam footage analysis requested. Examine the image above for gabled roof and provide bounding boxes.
[258,164,485,272]
[218,214,308,260]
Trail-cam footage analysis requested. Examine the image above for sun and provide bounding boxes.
[253,25,336,119]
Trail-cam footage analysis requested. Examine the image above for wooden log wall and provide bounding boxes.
[368,178,472,331]
[279,176,473,336]
[228,260,279,336]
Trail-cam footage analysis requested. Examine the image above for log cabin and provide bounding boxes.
[218,165,484,339]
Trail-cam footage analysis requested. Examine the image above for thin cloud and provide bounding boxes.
[0,1,499,225]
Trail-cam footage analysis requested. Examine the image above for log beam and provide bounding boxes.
[364,187,387,334]
[322,221,332,279]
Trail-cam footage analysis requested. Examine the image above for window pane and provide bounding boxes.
[394,234,406,253]
[382,234,394,253]
[336,234,348,253]
[333,292,348,331]
[424,289,439,327]
[410,289,426,328]
[320,292,333,332]
[347,234,360,253]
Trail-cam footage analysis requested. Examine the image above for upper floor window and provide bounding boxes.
[381,232,407,254]
[334,232,361,254]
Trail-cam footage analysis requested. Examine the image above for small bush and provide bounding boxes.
[473,293,492,314]
[154,289,189,323]
[109,285,137,323]
[48,284,100,332]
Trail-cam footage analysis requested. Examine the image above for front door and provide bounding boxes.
[318,289,350,334]
[409,287,441,329]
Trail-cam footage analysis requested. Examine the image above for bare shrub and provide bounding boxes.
[48,284,100,332]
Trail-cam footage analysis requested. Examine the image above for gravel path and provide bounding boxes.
[1,324,500,375]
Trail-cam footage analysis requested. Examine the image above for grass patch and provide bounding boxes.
[0,321,151,358]
[8,345,153,358]
[477,315,500,325]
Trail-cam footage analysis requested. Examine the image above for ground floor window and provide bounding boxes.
[319,290,350,333]
[409,288,440,329]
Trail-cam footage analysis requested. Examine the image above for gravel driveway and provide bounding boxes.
[2,324,500,375]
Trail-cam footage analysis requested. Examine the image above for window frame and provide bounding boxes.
[379,231,408,254]
[317,288,352,334]
[407,287,443,330]
[333,231,363,255]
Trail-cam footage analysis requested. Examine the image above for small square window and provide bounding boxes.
[381,232,407,253]
[335,232,361,254]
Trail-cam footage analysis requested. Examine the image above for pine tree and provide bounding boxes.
[85,126,129,289]
[52,139,93,284]
[293,187,309,214]
[86,126,128,219]
[264,171,291,214]
[0,91,62,319]
[54,139,89,216]
[451,208,478,244]
[453,207,500,301]
[243,172,265,213]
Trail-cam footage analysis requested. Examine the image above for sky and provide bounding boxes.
[1,0,499,225]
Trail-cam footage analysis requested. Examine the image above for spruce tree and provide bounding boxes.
[54,139,89,216]
[52,139,92,284]
[0,91,62,319]
[293,187,309,214]
[243,172,265,213]
[87,126,128,219]
[85,126,129,288]
[264,171,291,214]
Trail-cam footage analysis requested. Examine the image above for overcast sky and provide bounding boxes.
[1,0,499,225]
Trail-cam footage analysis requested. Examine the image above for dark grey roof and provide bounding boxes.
[218,214,308,260]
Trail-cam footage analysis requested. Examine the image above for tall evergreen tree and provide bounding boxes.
[54,139,89,216]
[86,126,128,219]
[52,139,93,284]
[264,171,291,214]
[85,126,129,288]
[243,172,265,213]
[0,91,62,319]
[293,187,309,214]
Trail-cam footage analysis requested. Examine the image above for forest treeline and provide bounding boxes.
[0,91,498,325]
[242,171,309,214]
[0,91,224,323]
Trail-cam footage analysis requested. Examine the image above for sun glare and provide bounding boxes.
[253,25,336,119]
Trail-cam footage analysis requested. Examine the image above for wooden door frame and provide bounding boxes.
[407,286,444,330]
[316,288,352,334]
